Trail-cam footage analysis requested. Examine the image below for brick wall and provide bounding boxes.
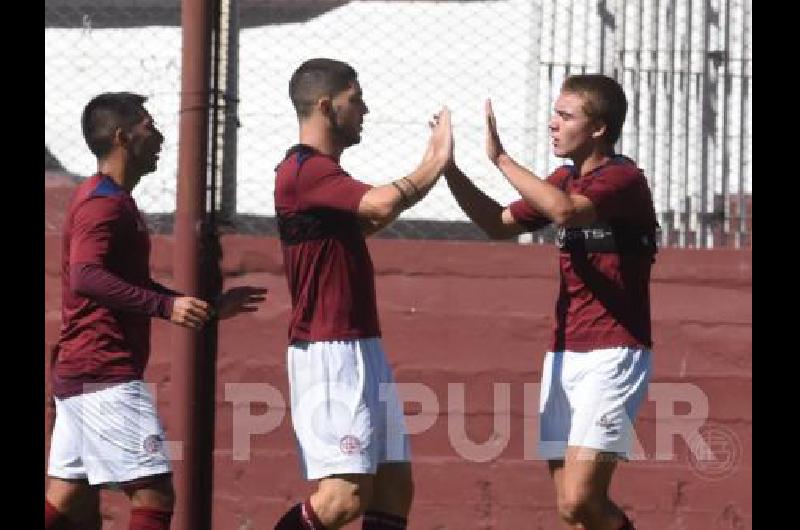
[45,179,751,529]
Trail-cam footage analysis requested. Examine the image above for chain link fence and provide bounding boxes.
[46,1,183,224]
[46,0,752,248]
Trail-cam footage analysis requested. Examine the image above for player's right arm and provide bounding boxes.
[357,106,453,234]
[70,198,211,330]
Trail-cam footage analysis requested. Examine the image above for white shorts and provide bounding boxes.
[288,338,411,480]
[47,380,172,486]
[538,347,651,460]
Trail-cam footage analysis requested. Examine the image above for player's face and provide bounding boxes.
[330,81,368,146]
[127,111,164,180]
[548,91,603,159]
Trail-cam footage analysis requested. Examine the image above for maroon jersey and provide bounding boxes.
[509,156,658,352]
[274,145,380,343]
[53,174,174,398]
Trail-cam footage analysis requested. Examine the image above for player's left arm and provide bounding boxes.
[149,280,182,297]
[485,99,596,227]
[496,154,597,227]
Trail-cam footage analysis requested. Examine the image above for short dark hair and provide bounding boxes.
[561,75,628,145]
[289,58,358,118]
[81,92,148,158]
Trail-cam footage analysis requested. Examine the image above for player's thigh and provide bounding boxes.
[46,477,101,526]
[562,446,618,503]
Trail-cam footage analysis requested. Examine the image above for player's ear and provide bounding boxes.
[317,96,333,119]
[591,121,607,140]
[113,127,130,147]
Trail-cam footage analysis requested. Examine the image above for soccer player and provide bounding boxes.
[445,75,657,530]
[272,58,452,530]
[45,92,267,530]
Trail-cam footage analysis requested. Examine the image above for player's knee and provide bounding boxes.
[320,484,374,526]
[333,490,371,524]
[556,496,582,525]
[557,489,601,525]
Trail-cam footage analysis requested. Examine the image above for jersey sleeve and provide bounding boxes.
[297,156,372,213]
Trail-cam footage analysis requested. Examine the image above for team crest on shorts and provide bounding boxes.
[595,413,621,436]
[339,435,362,455]
[596,414,610,427]
[143,434,163,454]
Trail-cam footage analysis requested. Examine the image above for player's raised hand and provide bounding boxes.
[428,108,455,170]
[485,98,506,165]
[427,106,453,168]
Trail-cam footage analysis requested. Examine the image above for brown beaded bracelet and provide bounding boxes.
[401,177,420,200]
[392,181,409,207]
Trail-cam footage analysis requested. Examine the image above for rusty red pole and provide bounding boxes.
[173,0,212,529]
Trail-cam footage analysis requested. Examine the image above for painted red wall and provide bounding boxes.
[45,178,751,529]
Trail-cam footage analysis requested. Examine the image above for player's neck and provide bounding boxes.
[97,156,135,193]
[573,148,613,177]
[298,124,344,160]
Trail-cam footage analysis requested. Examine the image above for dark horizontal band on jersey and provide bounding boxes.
[556,223,658,255]
[277,210,349,244]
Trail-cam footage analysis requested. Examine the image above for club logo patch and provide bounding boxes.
[339,435,362,455]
